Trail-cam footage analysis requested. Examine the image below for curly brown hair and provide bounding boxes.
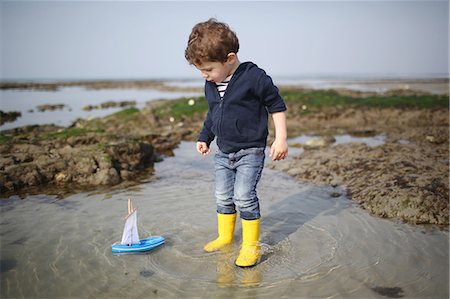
[185,18,239,66]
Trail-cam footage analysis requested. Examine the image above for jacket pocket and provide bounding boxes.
[222,117,258,142]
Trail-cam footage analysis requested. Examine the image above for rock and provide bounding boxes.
[4,164,46,189]
[55,172,70,183]
[303,136,336,150]
[73,156,97,175]
[0,110,21,125]
[108,142,154,171]
[0,139,156,194]
[305,138,327,149]
[120,170,133,180]
[92,168,120,185]
[0,157,15,169]
[425,135,445,144]
[83,100,136,111]
[330,192,342,198]
[36,104,66,112]
[279,140,449,226]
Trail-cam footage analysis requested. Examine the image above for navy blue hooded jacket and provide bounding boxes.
[198,62,287,153]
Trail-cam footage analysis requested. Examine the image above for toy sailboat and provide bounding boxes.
[111,198,165,253]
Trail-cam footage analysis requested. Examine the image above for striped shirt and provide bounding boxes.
[215,75,232,99]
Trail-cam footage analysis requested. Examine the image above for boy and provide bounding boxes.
[185,19,288,267]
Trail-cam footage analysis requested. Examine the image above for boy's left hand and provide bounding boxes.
[270,139,288,161]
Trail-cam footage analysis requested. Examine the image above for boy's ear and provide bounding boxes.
[226,53,237,63]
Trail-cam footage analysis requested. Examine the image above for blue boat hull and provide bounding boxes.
[111,236,165,253]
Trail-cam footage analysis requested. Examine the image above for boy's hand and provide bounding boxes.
[270,139,288,161]
[196,142,210,156]
[270,111,288,161]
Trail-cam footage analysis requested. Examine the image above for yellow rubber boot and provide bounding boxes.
[235,219,260,267]
[204,213,237,252]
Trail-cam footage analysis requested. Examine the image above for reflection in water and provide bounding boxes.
[0,258,17,273]
[214,247,263,288]
[371,286,405,298]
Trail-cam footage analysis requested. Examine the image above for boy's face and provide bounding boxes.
[195,61,231,83]
[195,53,239,83]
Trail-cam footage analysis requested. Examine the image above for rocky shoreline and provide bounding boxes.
[0,84,448,227]
[268,106,448,226]
[0,105,194,198]
[0,79,202,93]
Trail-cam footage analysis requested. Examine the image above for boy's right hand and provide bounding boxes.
[196,142,210,156]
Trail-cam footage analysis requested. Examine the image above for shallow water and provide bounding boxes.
[287,134,386,157]
[1,142,448,298]
[289,134,385,148]
[0,87,200,130]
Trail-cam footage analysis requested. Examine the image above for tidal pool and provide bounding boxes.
[1,142,448,298]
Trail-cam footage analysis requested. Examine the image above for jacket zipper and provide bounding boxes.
[217,87,224,136]
[214,69,238,137]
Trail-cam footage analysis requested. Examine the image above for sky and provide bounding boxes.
[1,1,449,80]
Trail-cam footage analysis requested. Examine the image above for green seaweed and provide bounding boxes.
[105,107,141,123]
[152,96,208,120]
[0,135,13,144]
[281,89,449,109]
[111,107,140,117]
[42,128,104,139]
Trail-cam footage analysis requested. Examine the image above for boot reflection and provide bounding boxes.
[240,267,262,287]
[215,250,263,288]
[216,249,236,288]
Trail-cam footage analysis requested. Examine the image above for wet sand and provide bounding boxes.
[1,142,448,298]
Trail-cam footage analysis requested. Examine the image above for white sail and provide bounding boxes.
[120,209,140,245]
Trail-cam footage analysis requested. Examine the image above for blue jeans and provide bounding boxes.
[214,147,265,220]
